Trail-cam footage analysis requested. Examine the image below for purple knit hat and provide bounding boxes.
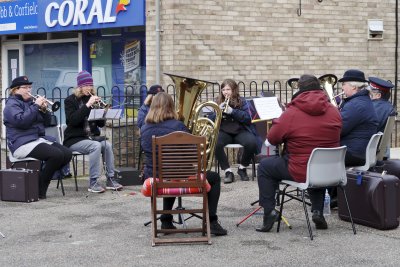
[77,70,93,87]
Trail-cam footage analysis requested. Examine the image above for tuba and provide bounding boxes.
[164,73,222,170]
[319,74,339,107]
[287,78,300,90]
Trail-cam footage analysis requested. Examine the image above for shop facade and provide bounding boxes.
[0,0,146,105]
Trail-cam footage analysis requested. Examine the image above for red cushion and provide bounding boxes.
[141,174,211,197]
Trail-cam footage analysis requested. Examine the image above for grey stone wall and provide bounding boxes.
[146,0,398,86]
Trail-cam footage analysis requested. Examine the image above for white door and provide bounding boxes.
[1,43,23,98]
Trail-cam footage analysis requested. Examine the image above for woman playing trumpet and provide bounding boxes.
[63,70,122,193]
[211,79,261,184]
[3,76,72,199]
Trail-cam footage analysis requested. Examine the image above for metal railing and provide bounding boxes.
[1,80,398,175]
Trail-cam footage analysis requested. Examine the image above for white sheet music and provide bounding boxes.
[88,109,105,121]
[104,109,123,120]
[253,97,283,120]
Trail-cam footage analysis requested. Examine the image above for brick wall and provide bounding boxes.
[146,0,398,86]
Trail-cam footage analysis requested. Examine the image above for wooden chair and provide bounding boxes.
[150,131,211,246]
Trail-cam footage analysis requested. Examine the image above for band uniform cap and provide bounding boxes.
[298,74,321,92]
[10,76,33,89]
[148,84,164,95]
[77,70,94,87]
[338,69,368,83]
[369,77,394,93]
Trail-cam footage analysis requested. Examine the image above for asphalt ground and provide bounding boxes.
[1,172,400,267]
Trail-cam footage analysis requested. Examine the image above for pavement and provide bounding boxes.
[1,170,400,267]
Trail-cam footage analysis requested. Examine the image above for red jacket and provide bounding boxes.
[267,90,342,182]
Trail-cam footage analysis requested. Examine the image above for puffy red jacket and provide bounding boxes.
[267,90,342,182]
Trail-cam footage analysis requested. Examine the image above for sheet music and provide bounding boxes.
[88,109,105,121]
[252,97,283,121]
[104,109,123,120]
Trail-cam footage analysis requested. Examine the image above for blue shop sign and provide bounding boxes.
[0,0,145,35]
[0,1,38,34]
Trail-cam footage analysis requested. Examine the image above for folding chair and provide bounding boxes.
[377,116,395,161]
[146,131,211,246]
[350,132,383,171]
[277,146,356,240]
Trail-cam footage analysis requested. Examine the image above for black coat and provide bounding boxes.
[63,94,105,147]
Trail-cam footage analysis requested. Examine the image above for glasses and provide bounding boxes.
[19,86,32,89]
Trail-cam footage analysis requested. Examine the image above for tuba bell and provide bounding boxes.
[287,78,300,90]
[319,74,339,107]
[164,73,222,170]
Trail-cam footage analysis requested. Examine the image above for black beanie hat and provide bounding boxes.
[298,74,321,92]
[291,74,321,100]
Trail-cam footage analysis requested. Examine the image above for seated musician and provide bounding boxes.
[256,74,342,232]
[368,77,396,160]
[3,76,72,199]
[140,92,227,236]
[211,79,261,183]
[368,77,396,133]
[338,69,378,166]
[137,84,164,130]
[63,70,123,193]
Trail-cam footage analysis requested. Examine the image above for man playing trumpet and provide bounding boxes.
[63,70,122,193]
[3,76,72,199]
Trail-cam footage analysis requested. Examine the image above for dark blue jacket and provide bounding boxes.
[209,97,262,153]
[340,89,378,157]
[3,94,54,153]
[372,99,396,133]
[140,119,188,179]
[137,104,150,129]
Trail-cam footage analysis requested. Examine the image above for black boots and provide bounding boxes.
[312,210,328,230]
[237,168,250,181]
[39,179,50,200]
[224,171,234,184]
[256,210,279,232]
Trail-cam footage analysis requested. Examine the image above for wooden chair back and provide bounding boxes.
[150,131,211,246]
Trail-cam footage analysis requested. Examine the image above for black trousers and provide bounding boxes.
[161,170,221,223]
[257,156,325,214]
[28,143,72,195]
[345,152,365,166]
[215,130,257,170]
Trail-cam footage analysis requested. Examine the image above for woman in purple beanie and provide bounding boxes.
[63,70,123,193]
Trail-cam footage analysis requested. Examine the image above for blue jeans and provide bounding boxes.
[70,139,115,182]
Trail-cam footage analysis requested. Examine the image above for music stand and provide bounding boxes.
[87,107,123,196]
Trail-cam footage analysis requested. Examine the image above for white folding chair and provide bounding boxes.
[216,143,257,180]
[377,116,395,161]
[277,146,356,240]
[351,132,383,171]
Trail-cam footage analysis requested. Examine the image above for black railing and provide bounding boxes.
[1,80,398,175]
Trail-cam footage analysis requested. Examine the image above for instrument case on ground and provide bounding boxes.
[0,168,39,203]
[373,159,400,179]
[115,167,142,186]
[338,170,400,230]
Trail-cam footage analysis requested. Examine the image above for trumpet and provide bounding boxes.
[29,93,61,113]
[331,92,345,105]
[223,97,230,113]
[89,92,109,109]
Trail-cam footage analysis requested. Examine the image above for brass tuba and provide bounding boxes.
[319,74,339,107]
[287,78,300,90]
[164,73,222,170]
